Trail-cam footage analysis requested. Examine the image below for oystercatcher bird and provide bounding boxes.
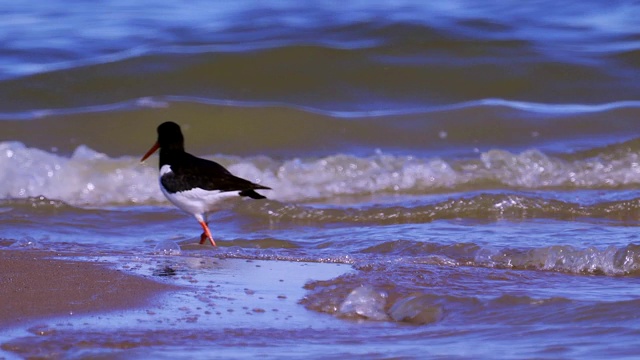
[141,121,270,246]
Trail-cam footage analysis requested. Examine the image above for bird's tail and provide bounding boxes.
[239,189,267,199]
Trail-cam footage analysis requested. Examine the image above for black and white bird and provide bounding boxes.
[141,121,270,246]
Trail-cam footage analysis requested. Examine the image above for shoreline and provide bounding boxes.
[0,249,353,358]
[0,249,180,328]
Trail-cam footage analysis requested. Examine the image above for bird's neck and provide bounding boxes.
[158,147,185,168]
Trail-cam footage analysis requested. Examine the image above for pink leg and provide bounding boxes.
[198,221,217,247]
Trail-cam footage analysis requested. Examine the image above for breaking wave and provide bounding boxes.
[301,241,640,326]
[3,141,640,207]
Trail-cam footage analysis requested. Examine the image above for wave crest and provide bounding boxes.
[2,141,640,207]
[360,240,640,276]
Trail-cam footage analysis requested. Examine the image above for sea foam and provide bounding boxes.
[2,141,640,207]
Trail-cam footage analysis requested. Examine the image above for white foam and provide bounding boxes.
[0,141,162,206]
[2,141,640,207]
[338,285,389,321]
[153,239,182,256]
[466,243,640,276]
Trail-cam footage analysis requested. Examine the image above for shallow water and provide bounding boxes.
[2,0,640,358]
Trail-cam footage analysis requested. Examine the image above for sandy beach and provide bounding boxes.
[3,1,640,357]
[0,250,180,327]
[0,248,353,358]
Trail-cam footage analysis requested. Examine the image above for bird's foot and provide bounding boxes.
[198,221,217,247]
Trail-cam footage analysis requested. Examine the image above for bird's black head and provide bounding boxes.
[157,121,184,151]
[141,121,185,162]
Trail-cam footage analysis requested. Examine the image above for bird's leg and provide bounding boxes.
[198,220,217,246]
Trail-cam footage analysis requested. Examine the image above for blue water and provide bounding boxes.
[1,1,640,358]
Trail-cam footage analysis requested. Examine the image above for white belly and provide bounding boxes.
[161,185,239,215]
[159,170,239,216]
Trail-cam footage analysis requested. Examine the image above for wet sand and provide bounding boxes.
[0,249,353,358]
[0,250,179,327]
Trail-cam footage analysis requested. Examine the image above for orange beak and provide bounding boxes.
[141,142,160,162]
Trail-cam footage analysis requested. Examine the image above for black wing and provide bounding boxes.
[161,153,271,196]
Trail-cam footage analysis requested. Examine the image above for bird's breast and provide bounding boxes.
[160,164,173,176]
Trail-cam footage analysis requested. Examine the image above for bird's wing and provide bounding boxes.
[162,153,270,193]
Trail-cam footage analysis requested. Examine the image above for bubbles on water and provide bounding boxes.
[613,244,640,274]
[474,247,501,266]
[153,239,182,256]
[389,295,444,325]
[467,243,640,276]
[338,285,389,321]
[10,236,43,249]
